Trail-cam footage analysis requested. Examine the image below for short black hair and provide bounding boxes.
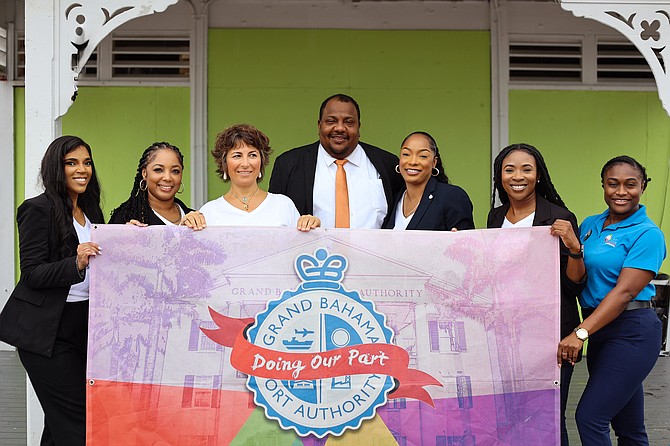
[600,155,650,190]
[318,94,361,124]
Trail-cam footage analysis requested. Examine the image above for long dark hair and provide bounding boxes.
[400,131,449,184]
[111,142,184,224]
[491,143,566,209]
[40,135,104,254]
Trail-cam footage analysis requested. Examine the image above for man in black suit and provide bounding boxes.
[269,94,403,228]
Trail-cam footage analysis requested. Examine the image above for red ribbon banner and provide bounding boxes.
[201,307,442,407]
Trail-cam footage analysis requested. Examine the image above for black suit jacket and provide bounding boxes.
[487,195,584,341]
[268,141,404,218]
[0,194,84,357]
[108,197,193,225]
[382,177,475,230]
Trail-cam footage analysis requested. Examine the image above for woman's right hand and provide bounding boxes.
[180,211,207,231]
[550,219,581,254]
[76,242,102,270]
[126,219,148,227]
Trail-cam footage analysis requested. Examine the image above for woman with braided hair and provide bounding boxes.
[487,143,585,446]
[110,142,205,228]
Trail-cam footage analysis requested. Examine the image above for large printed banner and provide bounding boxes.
[87,226,560,445]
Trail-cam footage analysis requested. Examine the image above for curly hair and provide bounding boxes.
[40,136,104,255]
[212,124,272,183]
[400,131,450,184]
[110,142,184,224]
[491,143,566,209]
[600,155,650,191]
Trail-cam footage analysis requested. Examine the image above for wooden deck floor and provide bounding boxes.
[1,350,668,445]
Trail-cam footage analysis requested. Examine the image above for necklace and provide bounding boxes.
[403,191,420,217]
[154,203,181,224]
[231,187,259,211]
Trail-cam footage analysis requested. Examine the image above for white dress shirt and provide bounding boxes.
[313,144,387,229]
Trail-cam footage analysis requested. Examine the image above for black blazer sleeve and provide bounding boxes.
[17,197,81,289]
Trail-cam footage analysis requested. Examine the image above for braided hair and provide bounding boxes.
[39,136,104,255]
[111,142,184,224]
[400,131,450,184]
[491,143,566,209]
[600,155,650,191]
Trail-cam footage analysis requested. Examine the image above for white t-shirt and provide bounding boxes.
[200,193,299,227]
[502,212,535,228]
[313,144,387,229]
[68,215,91,303]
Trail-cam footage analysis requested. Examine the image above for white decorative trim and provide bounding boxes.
[57,0,179,118]
[560,0,670,114]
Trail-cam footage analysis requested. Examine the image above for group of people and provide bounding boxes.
[0,93,664,446]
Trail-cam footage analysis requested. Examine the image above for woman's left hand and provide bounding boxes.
[557,333,582,367]
[297,215,320,232]
[550,219,581,254]
[180,211,207,231]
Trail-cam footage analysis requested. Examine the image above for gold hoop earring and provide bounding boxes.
[177,183,184,194]
[395,165,400,174]
[139,179,147,191]
[432,167,440,177]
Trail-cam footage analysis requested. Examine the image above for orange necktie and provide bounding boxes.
[335,159,350,228]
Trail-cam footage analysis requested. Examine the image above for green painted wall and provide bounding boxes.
[509,89,670,271]
[207,29,492,227]
[14,86,190,220]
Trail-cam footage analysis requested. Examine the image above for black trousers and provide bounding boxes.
[18,300,88,446]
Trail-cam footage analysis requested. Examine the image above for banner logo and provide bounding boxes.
[202,248,441,438]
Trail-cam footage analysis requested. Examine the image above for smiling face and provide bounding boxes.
[399,133,437,187]
[318,99,360,159]
[602,163,643,221]
[500,149,538,205]
[63,145,92,201]
[225,142,261,188]
[142,149,183,204]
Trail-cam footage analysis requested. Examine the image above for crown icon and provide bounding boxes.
[295,248,347,289]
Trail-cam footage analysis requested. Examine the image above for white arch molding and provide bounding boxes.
[560,0,670,115]
[24,0,178,199]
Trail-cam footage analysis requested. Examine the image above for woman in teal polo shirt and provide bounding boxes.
[557,155,665,446]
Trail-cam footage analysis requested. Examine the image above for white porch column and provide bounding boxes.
[187,0,211,208]
[560,0,670,116]
[0,79,15,352]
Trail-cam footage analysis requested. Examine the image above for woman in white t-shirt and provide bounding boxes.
[193,124,320,230]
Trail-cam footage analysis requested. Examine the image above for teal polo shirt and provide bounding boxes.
[579,205,665,308]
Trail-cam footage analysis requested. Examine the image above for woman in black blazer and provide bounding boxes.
[0,136,104,445]
[110,142,205,228]
[487,143,585,446]
[382,131,474,231]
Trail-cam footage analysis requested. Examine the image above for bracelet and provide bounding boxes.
[568,245,584,259]
[75,257,85,279]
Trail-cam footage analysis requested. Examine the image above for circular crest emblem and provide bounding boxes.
[246,248,394,437]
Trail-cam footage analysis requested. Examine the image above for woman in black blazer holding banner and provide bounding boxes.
[110,141,206,229]
[382,131,474,231]
[0,136,104,446]
[487,143,585,446]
